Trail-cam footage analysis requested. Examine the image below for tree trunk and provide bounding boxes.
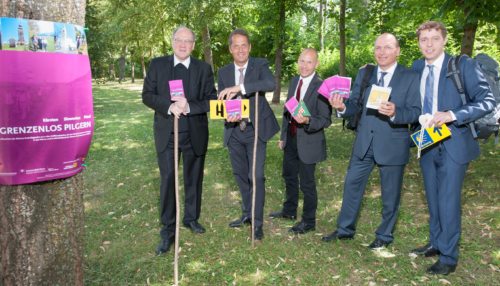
[141,55,146,79]
[131,62,135,83]
[319,0,324,51]
[201,24,214,72]
[339,0,347,76]
[272,0,286,104]
[108,61,116,80]
[118,46,126,83]
[0,1,86,286]
[460,20,477,57]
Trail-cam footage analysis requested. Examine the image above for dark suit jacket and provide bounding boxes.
[342,64,421,165]
[218,57,280,146]
[142,55,217,155]
[280,74,332,164]
[412,53,496,164]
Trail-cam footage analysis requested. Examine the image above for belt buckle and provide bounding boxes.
[239,120,247,131]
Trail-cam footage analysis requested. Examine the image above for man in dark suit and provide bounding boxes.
[322,33,421,249]
[217,29,279,241]
[269,48,331,234]
[411,21,495,275]
[142,26,217,255]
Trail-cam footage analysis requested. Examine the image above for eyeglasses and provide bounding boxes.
[174,38,194,45]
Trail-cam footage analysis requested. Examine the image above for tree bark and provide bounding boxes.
[339,0,347,76]
[272,0,286,104]
[141,55,146,79]
[319,0,325,51]
[201,24,214,72]
[0,1,86,285]
[460,20,477,56]
[118,46,126,83]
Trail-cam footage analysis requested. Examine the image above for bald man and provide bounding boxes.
[269,48,331,234]
[322,33,421,248]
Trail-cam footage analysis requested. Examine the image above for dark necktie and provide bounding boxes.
[378,71,387,87]
[423,65,434,114]
[290,79,303,137]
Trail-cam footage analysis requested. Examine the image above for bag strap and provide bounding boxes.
[446,55,478,138]
[342,64,375,130]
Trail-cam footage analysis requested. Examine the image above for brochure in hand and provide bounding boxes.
[411,124,451,150]
[317,75,352,100]
[285,97,311,117]
[366,85,391,109]
[168,79,185,100]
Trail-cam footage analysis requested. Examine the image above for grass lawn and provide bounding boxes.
[84,80,499,285]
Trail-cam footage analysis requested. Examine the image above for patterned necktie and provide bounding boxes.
[238,67,246,131]
[290,79,303,137]
[378,71,387,87]
[423,65,434,114]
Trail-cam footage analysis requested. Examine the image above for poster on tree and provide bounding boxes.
[0,17,93,185]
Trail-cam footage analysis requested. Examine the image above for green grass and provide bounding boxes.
[84,80,499,285]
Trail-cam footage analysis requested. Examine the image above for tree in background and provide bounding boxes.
[0,1,86,285]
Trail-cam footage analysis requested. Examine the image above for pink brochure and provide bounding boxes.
[317,81,330,99]
[225,99,241,117]
[325,75,351,99]
[285,97,299,115]
[168,79,185,100]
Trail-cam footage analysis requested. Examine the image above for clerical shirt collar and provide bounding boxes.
[174,55,191,69]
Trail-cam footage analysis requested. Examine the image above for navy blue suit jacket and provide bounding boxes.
[412,53,496,164]
[341,64,421,165]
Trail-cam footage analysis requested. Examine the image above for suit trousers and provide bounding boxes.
[420,144,467,265]
[158,131,205,239]
[336,140,405,242]
[282,133,317,225]
[227,125,267,228]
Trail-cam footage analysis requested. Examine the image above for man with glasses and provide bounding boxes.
[142,26,216,255]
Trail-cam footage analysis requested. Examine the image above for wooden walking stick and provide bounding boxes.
[173,116,180,285]
[251,93,259,247]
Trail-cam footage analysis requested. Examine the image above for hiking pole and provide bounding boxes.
[173,116,180,285]
[251,92,259,248]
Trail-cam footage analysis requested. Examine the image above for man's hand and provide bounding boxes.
[226,114,241,123]
[278,140,284,150]
[294,108,310,124]
[170,103,183,118]
[173,97,188,115]
[218,85,242,100]
[430,111,454,127]
[378,101,396,117]
[328,93,346,112]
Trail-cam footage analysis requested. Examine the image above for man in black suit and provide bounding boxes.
[218,29,279,241]
[142,26,217,255]
[269,48,331,234]
[323,33,421,249]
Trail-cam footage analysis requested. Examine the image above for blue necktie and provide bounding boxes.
[423,65,434,114]
[378,72,387,87]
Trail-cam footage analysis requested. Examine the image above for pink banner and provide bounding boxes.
[0,50,93,185]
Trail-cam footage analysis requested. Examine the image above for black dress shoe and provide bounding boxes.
[229,216,251,228]
[269,210,297,220]
[368,238,391,249]
[254,226,264,240]
[411,243,440,257]
[427,260,457,275]
[289,221,315,234]
[156,237,174,256]
[183,221,206,234]
[321,230,354,242]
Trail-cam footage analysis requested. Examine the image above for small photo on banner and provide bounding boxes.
[411,124,452,150]
[1,17,30,51]
[28,19,55,52]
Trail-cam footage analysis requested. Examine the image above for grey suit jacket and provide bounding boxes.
[281,74,332,164]
[218,57,280,146]
[342,64,421,165]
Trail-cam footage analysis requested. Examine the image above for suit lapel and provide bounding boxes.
[187,58,198,100]
[288,76,299,100]
[437,53,451,108]
[303,75,320,107]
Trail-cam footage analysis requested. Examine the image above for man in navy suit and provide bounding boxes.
[218,29,280,241]
[269,48,331,234]
[411,21,495,275]
[142,26,217,255]
[322,33,421,249]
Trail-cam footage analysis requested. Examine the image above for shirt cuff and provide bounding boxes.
[336,109,346,118]
[240,84,246,95]
[449,110,456,121]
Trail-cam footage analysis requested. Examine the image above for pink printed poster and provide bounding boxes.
[0,17,93,185]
